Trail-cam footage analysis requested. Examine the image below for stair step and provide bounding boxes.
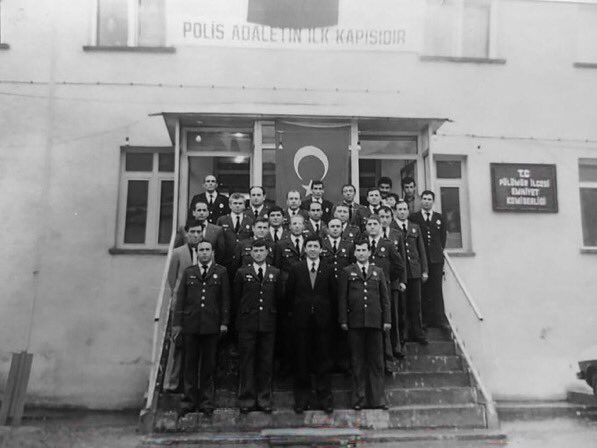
[159,386,477,410]
[422,328,452,341]
[404,341,456,355]
[154,404,486,432]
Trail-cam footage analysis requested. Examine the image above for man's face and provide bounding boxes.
[367,190,381,206]
[196,241,213,264]
[333,206,350,223]
[250,245,268,264]
[311,183,324,199]
[187,225,203,245]
[287,192,301,209]
[382,196,397,209]
[289,217,305,235]
[268,211,283,228]
[253,221,269,238]
[396,202,410,221]
[378,210,393,228]
[250,188,265,207]
[366,219,381,237]
[229,198,245,214]
[327,219,343,238]
[403,182,416,199]
[342,186,355,202]
[421,194,434,211]
[193,203,210,222]
[308,203,323,222]
[354,244,370,263]
[305,241,322,260]
[378,183,391,198]
[204,175,218,192]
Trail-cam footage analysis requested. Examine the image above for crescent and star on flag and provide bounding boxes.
[293,145,329,196]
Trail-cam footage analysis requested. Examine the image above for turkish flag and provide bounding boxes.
[247,0,339,29]
[275,122,350,206]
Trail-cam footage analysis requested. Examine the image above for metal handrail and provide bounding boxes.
[444,252,484,321]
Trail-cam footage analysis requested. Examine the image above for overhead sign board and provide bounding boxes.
[491,163,558,213]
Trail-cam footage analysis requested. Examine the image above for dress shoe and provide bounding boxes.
[294,406,304,414]
[377,404,389,410]
[353,404,362,411]
[259,405,273,414]
[324,406,334,415]
[202,408,214,417]
[415,337,429,346]
[240,407,251,415]
[393,350,405,360]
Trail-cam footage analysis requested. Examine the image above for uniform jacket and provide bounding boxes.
[341,201,366,224]
[246,205,271,221]
[351,205,380,231]
[368,237,406,285]
[283,208,309,228]
[233,265,282,332]
[168,244,194,293]
[267,227,290,243]
[340,224,360,242]
[273,236,306,274]
[189,192,230,224]
[398,221,428,279]
[381,226,408,289]
[286,259,337,329]
[320,237,354,280]
[234,237,275,269]
[216,214,254,268]
[301,197,334,223]
[304,219,327,238]
[338,264,391,329]
[200,223,227,265]
[409,211,446,264]
[174,264,230,334]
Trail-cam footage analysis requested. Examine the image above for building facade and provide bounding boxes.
[0,0,596,408]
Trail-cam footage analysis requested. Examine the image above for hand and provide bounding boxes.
[340,324,348,331]
[220,325,228,335]
[422,273,429,283]
[172,326,182,340]
[383,323,391,332]
[398,283,407,292]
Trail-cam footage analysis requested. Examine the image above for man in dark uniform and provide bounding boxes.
[409,190,447,329]
[233,239,283,414]
[235,218,275,269]
[246,186,271,220]
[286,235,336,414]
[352,188,383,232]
[301,180,334,223]
[338,237,391,410]
[217,193,254,279]
[172,240,230,416]
[340,183,365,223]
[267,206,289,243]
[283,190,308,228]
[304,201,327,237]
[190,201,227,265]
[365,215,406,370]
[401,176,422,215]
[331,203,361,242]
[189,175,230,224]
[395,200,429,344]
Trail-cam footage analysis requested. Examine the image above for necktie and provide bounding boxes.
[274,230,279,242]
[348,206,353,221]
[311,263,316,273]
[257,266,263,282]
[295,238,301,253]
[192,247,198,266]
[254,208,259,217]
[208,194,213,206]
[426,212,431,223]
[402,223,407,235]
[370,239,376,255]
[362,266,367,278]
[383,229,387,239]
[332,239,338,253]
[315,223,320,233]
[309,263,317,288]
[234,216,241,233]
[201,264,208,280]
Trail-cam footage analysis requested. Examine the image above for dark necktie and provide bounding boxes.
[348,206,353,221]
[426,212,431,223]
[370,239,376,254]
[332,239,338,253]
[309,263,317,288]
[257,266,263,282]
[254,208,259,217]
[383,229,387,239]
[201,264,208,280]
[234,216,241,233]
[311,263,316,273]
[274,230,279,242]
[208,194,213,206]
[402,223,407,236]
[315,223,320,233]
[295,238,300,253]
[362,266,367,278]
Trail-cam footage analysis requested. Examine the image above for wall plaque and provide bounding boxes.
[490,163,558,213]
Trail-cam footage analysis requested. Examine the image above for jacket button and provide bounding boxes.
[364,297,367,301]
[201,304,205,308]
[259,307,263,311]
[259,299,263,303]
[364,289,368,293]
[364,304,368,308]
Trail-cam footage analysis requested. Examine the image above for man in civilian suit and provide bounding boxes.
[283,190,309,228]
[267,206,290,243]
[304,201,327,237]
[341,183,366,224]
[409,190,447,329]
[172,240,230,416]
[352,188,383,232]
[395,201,429,343]
[233,239,283,414]
[191,200,226,265]
[286,235,336,414]
[301,180,334,224]
[338,237,391,410]
[189,175,230,224]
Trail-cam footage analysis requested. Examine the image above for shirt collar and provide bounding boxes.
[253,262,266,274]
[357,261,369,271]
[200,261,212,270]
[231,211,243,220]
[308,258,320,270]
[396,219,408,226]
[310,218,321,227]
[328,235,340,244]
[370,235,381,243]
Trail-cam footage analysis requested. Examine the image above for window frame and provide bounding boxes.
[579,158,597,250]
[115,146,175,251]
[91,0,169,49]
[422,0,500,62]
[0,0,8,49]
[433,155,472,254]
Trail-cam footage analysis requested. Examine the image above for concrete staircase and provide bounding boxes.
[152,327,493,433]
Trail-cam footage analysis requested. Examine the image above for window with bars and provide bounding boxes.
[576,3,597,64]
[579,159,597,248]
[117,148,174,249]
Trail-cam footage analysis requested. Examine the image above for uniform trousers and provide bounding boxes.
[388,289,402,355]
[293,314,333,409]
[348,328,386,407]
[405,278,425,339]
[183,333,219,411]
[238,331,275,408]
[422,262,446,327]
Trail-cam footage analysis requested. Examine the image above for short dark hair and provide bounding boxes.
[184,217,203,231]
[377,205,393,216]
[268,205,284,215]
[312,180,324,188]
[342,183,356,192]
[229,192,245,202]
[332,203,349,214]
[249,186,265,195]
[253,217,269,226]
[377,176,392,188]
[197,239,213,249]
[401,176,416,187]
[304,234,322,247]
[353,236,371,250]
[366,214,381,224]
[421,190,435,200]
[251,238,267,249]
[309,201,323,211]
[193,200,209,210]
[367,187,381,196]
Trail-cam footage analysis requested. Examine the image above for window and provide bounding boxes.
[576,4,597,64]
[579,159,597,247]
[435,157,471,251]
[0,0,7,48]
[424,0,495,59]
[117,148,174,249]
[96,0,165,47]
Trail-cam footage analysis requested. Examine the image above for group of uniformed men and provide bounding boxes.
[167,174,447,416]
